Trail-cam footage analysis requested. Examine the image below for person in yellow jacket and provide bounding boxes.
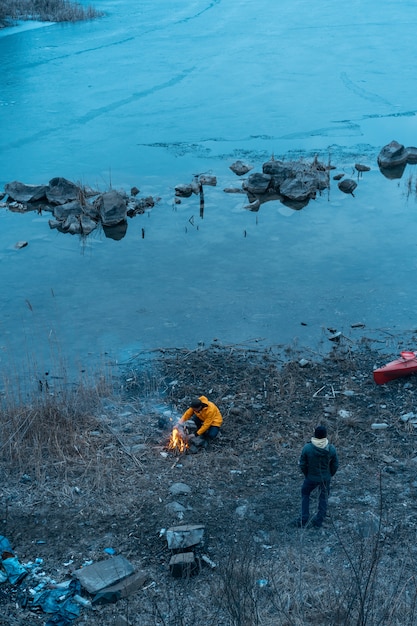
[178,395,223,445]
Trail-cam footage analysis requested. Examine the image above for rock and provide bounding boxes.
[94,190,127,226]
[333,173,345,180]
[52,200,84,220]
[4,181,48,203]
[169,482,191,495]
[262,159,295,184]
[130,186,140,196]
[243,173,272,195]
[355,163,371,173]
[338,179,357,195]
[46,177,81,205]
[165,502,187,513]
[14,241,28,249]
[79,214,98,235]
[235,504,248,519]
[199,175,217,186]
[377,140,408,169]
[174,184,194,198]
[62,214,81,234]
[280,176,318,202]
[229,160,253,176]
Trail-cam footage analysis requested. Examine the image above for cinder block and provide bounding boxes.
[166,524,205,550]
[74,555,135,594]
[169,552,198,578]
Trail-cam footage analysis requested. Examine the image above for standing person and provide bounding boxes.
[178,396,223,446]
[295,425,339,528]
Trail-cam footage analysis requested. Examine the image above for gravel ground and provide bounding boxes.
[2,332,417,625]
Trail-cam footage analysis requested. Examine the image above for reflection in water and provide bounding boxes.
[103,222,128,240]
[378,163,407,180]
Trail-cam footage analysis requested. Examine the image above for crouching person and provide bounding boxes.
[178,395,223,448]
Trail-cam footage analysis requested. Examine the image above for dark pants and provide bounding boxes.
[301,477,330,525]
[193,417,220,440]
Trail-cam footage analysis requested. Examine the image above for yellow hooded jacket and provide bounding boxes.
[180,395,223,436]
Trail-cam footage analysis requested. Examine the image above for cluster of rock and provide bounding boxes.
[174,174,217,200]
[3,141,414,241]
[225,157,364,210]
[2,177,157,240]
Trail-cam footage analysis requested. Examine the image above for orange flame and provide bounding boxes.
[167,427,189,454]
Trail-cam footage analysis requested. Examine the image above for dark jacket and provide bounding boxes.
[299,441,339,482]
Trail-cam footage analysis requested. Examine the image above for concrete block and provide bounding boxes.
[166,524,205,549]
[92,570,148,605]
[169,552,198,578]
[74,555,135,594]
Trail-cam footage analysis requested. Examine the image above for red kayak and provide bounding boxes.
[373,351,417,385]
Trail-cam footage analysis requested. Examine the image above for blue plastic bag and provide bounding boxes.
[2,556,27,584]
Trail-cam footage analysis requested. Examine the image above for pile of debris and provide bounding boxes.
[164,523,216,578]
[0,534,148,625]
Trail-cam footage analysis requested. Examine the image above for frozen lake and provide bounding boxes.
[1,1,417,381]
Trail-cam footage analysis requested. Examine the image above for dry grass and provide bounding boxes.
[0,0,103,23]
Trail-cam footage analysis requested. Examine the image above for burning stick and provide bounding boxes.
[167,425,189,455]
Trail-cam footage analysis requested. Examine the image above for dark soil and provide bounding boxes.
[2,333,417,625]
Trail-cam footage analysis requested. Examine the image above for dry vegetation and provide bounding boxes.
[0,0,103,24]
[1,333,417,624]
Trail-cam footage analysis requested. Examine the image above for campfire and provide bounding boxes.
[167,426,189,454]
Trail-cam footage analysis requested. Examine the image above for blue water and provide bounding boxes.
[1,1,417,380]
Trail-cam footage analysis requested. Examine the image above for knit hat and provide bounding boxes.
[314,425,327,439]
[190,399,203,409]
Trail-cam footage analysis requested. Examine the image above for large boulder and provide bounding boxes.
[52,200,85,220]
[4,181,48,203]
[94,190,127,226]
[46,177,81,205]
[262,160,298,188]
[229,160,253,176]
[243,173,272,195]
[377,140,410,179]
[280,176,318,202]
